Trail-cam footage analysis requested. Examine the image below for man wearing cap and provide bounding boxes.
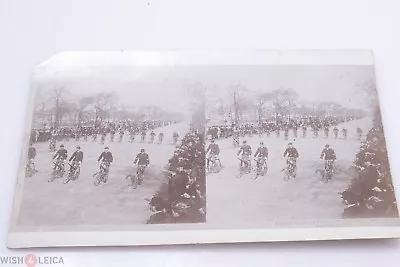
[254,141,269,171]
[52,144,68,170]
[69,146,84,173]
[283,142,299,169]
[237,140,252,168]
[206,139,221,170]
[98,146,113,176]
[320,144,336,161]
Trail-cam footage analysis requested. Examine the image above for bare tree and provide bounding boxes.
[51,87,71,129]
[76,96,94,128]
[255,92,274,124]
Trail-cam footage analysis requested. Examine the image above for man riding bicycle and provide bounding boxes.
[283,142,299,177]
[27,144,37,172]
[356,127,363,140]
[69,146,83,173]
[254,141,268,172]
[158,132,164,144]
[206,139,221,170]
[172,131,179,144]
[140,130,146,142]
[237,140,252,169]
[149,130,156,143]
[320,144,336,176]
[134,148,150,185]
[52,144,68,170]
[97,146,113,179]
[333,126,339,138]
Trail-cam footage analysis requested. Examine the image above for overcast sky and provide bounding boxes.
[33,54,378,114]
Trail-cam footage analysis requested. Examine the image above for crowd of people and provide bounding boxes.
[341,125,398,218]
[207,116,364,141]
[147,130,206,224]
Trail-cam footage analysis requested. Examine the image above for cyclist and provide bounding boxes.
[333,126,339,139]
[283,142,299,176]
[158,132,164,144]
[172,131,179,145]
[68,145,83,173]
[206,139,220,170]
[140,130,146,142]
[342,128,348,139]
[237,140,252,169]
[97,146,113,178]
[149,130,156,143]
[356,127,363,140]
[119,128,124,142]
[254,141,268,172]
[134,148,150,185]
[324,126,329,138]
[27,144,37,172]
[52,144,68,170]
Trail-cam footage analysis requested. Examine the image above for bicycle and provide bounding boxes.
[49,140,56,152]
[357,132,362,140]
[158,136,163,144]
[207,154,222,173]
[320,159,334,183]
[49,159,65,182]
[237,154,252,178]
[333,131,339,139]
[324,129,329,138]
[172,137,178,145]
[93,162,110,186]
[149,135,155,144]
[126,164,147,189]
[25,159,36,178]
[64,161,81,184]
[283,157,297,181]
[254,157,268,179]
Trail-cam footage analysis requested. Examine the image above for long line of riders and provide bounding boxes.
[30,119,181,144]
[208,124,363,142]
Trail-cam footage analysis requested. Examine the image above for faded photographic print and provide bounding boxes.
[7,51,400,248]
[14,53,206,227]
[205,65,399,226]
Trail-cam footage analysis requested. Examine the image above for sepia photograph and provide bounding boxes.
[7,51,400,248]
[205,64,399,226]
[13,53,206,227]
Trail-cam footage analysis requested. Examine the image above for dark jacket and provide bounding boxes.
[98,151,113,162]
[283,147,299,158]
[53,148,68,160]
[134,153,150,165]
[69,151,84,162]
[320,148,336,160]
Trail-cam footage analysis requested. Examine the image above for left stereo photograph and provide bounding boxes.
[8,52,207,248]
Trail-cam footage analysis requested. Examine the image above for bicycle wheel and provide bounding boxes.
[63,174,71,184]
[48,171,57,182]
[132,175,139,189]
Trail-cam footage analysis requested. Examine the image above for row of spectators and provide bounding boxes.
[341,123,398,218]
[30,119,180,144]
[147,130,206,224]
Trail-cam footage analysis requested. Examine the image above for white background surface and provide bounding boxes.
[1,0,400,266]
